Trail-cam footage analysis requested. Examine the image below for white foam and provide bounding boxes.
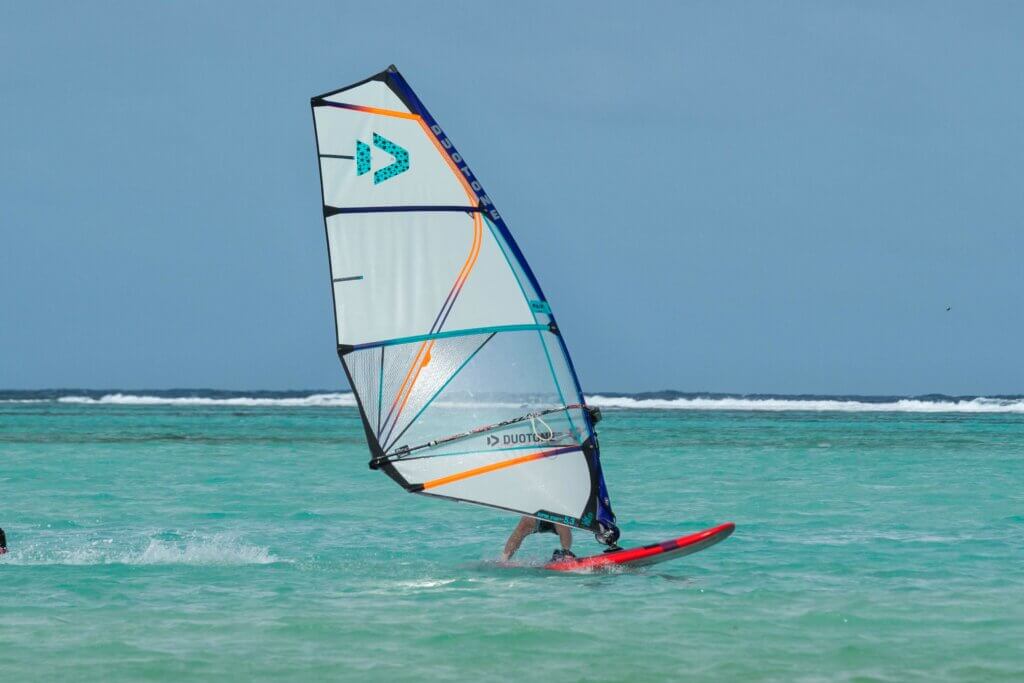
[394,578,458,590]
[586,395,1024,414]
[3,533,279,566]
[54,392,357,407]
[135,535,278,565]
[5,392,1024,414]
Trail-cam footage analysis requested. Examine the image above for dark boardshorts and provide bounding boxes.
[535,520,557,535]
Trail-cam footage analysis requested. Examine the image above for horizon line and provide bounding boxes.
[2,388,1024,400]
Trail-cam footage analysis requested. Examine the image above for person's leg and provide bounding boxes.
[550,525,576,562]
[502,517,536,561]
[555,524,572,551]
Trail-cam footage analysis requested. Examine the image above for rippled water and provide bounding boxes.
[2,402,1022,681]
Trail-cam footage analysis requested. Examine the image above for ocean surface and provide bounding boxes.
[2,391,1022,682]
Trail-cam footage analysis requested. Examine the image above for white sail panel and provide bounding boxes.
[314,105,472,209]
[326,212,535,346]
[394,448,593,519]
[435,220,540,335]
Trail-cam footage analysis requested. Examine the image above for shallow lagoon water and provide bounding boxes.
[2,399,1022,681]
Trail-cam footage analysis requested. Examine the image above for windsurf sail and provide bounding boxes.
[310,66,618,541]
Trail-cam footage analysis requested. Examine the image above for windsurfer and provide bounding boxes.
[501,516,575,562]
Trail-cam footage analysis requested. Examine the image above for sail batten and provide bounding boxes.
[311,66,618,536]
[324,205,481,217]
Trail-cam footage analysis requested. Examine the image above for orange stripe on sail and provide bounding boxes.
[420,448,570,491]
[414,118,478,205]
[344,99,485,300]
[347,105,483,436]
[337,103,423,121]
[447,211,483,302]
[391,340,434,426]
[336,103,478,205]
[383,127,482,428]
[386,341,429,417]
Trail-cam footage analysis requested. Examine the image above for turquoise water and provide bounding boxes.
[2,399,1023,681]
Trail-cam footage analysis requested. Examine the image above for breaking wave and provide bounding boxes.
[54,392,357,407]
[586,394,1024,414]
[2,391,1024,414]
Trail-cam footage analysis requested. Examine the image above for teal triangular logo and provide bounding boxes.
[354,133,409,184]
[355,140,371,176]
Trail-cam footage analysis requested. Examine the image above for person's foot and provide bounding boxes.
[550,548,576,562]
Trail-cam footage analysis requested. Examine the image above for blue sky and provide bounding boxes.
[1,2,1022,394]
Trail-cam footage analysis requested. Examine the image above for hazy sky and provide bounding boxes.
[2,2,1022,394]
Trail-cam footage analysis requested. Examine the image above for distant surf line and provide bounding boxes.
[3,391,1024,414]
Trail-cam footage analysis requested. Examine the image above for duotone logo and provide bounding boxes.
[486,433,562,448]
[356,132,409,184]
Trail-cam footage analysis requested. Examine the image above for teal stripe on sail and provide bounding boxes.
[481,217,578,443]
[356,324,545,350]
[383,334,495,452]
